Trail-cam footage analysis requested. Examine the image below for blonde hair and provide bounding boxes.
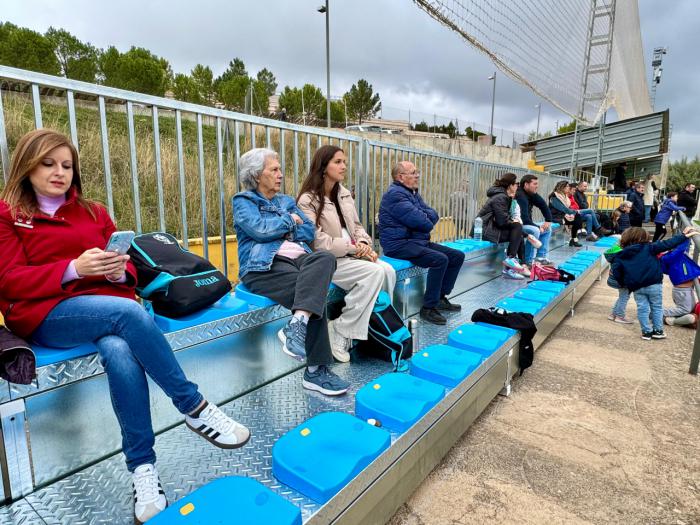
[1,129,94,219]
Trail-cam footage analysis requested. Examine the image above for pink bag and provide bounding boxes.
[530,262,561,281]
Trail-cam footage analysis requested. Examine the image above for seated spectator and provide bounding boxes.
[568,182,609,240]
[378,161,464,325]
[678,183,698,221]
[612,201,632,234]
[232,148,349,396]
[476,172,529,279]
[653,192,685,241]
[516,174,554,266]
[664,280,698,327]
[297,145,396,362]
[626,182,645,227]
[548,180,584,247]
[0,129,250,524]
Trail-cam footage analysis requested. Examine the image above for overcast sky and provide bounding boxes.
[1,0,697,159]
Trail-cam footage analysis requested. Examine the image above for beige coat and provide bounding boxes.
[297,185,372,257]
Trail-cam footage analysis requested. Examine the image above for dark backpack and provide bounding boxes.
[128,232,232,318]
[356,291,412,371]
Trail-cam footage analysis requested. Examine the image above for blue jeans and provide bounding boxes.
[578,209,600,234]
[522,224,551,264]
[33,296,203,471]
[633,283,664,333]
[612,288,630,318]
[644,205,652,222]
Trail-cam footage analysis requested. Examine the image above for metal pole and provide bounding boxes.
[676,212,700,375]
[324,0,331,128]
[535,103,541,138]
[488,71,496,139]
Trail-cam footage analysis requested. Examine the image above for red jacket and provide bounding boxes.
[0,188,137,339]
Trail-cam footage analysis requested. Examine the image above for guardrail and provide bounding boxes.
[0,65,566,276]
[676,212,700,375]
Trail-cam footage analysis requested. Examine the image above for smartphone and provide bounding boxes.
[105,231,135,255]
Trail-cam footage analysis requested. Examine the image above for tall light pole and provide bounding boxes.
[534,103,541,139]
[318,2,331,128]
[488,71,496,140]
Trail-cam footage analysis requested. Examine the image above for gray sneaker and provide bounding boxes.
[278,317,307,361]
[302,365,349,396]
[534,257,555,266]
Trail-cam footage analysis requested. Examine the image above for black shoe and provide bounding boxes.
[569,239,583,248]
[596,227,611,236]
[437,296,461,312]
[651,329,667,339]
[420,307,447,325]
[641,331,652,340]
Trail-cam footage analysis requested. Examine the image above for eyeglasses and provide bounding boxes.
[400,171,421,177]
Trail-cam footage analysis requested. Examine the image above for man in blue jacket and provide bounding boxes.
[378,161,465,325]
[515,174,554,266]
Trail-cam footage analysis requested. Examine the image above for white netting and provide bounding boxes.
[411,0,647,125]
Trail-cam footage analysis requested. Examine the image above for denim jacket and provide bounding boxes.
[233,190,315,278]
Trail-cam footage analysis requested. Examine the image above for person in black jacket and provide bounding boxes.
[548,180,584,247]
[515,174,554,266]
[476,172,528,279]
[678,183,697,219]
[626,182,645,227]
[573,181,590,210]
[613,162,628,192]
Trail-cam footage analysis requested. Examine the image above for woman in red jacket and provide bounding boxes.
[0,129,250,524]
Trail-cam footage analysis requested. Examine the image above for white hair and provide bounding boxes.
[238,148,279,191]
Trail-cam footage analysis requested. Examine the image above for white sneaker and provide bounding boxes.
[185,403,250,449]
[328,320,351,363]
[132,464,167,524]
[526,234,543,249]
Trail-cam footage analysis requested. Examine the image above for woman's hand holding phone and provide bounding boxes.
[74,248,129,279]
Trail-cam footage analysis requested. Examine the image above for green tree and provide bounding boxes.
[172,73,203,104]
[218,76,250,111]
[344,79,381,124]
[668,156,700,191]
[0,22,60,75]
[250,78,270,116]
[45,27,98,82]
[256,68,277,97]
[191,64,214,104]
[557,120,577,134]
[278,84,325,119]
[527,129,553,140]
[464,126,495,144]
[99,46,171,96]
[215,58,248,87]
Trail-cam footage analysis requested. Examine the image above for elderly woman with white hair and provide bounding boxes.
[232,148,349,396]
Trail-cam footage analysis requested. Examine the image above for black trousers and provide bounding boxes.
[653,222,667,242]
[563,215,583,239]
[242,251,336,366]
[499,222,524,258]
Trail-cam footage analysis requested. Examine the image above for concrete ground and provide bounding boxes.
[390,277,700,525]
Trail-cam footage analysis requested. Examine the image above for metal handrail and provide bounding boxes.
[675,212,700,374]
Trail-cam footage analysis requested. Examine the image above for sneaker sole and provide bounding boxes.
[641,336,652,340]
[277,329,305,362]
[185,420,251,450]
[651,334,667,339]
[332,349,351,363]
[302,379,348,396]
[135,503,168,525]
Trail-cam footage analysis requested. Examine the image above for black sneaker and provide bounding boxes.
[641,331,652,340]
[651,329,667,339]
[420,307,447,325]
[569,239,583,248]
[437,296,461,312]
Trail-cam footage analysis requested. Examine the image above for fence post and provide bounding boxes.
[676,213,700,374]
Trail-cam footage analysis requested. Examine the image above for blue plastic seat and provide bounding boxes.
[566,256,594,267]
[527,280,566,293]
[571,251,601,260]
[148,476,302,525]
[152,293,249,332]
[32,342,98,368]
[495,297,543,315]
[379,255,414,271]
[595,237,618,247]
[446,322,516,357]
[452,239,493,250]
[235,282,277,308]
[355,373,445,432]
[514,288,557,304]
[409,344,483,387]
[559,263,586,277]
[272,412,391,503]
[441,241,480,253]
[536,221,561,230]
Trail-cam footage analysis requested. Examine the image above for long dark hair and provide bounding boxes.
[494,172,517,188]
[297,145,343,226]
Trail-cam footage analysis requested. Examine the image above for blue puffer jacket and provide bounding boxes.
[233,190,314,278]
[611,233,686,291]
[626,189,644,222]
[378,181,439,252]
[654,198,685,225]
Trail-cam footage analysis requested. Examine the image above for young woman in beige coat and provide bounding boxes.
[297,145,396,362]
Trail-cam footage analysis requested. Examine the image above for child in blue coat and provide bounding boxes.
[653,192,685,241]
[611,226,698,340]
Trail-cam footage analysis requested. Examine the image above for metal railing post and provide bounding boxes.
[676,213,700,375]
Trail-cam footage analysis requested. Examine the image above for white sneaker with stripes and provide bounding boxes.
[185,402,250,449]
[132,463,167,524]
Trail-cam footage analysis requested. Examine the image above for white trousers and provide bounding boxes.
[331,257,396,340]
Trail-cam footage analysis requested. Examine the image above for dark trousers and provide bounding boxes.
[386,242,465,308]
[242,251,336,366]
[653,222,667,242]
[563,215,583,238]
[500,222,523,258]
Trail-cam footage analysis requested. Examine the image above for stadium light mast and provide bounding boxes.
[318,2,331,128]
[534,103,541,139]
[488,71,496,139]
[650,46,667,110]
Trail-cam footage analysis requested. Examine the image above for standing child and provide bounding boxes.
[653,192,685,241]
[604,244,633,323]
[611,226,697,340]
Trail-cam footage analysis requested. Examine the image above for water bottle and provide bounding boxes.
[473,216,483,241]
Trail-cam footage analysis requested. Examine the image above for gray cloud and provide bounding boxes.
[1,0,696,158]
